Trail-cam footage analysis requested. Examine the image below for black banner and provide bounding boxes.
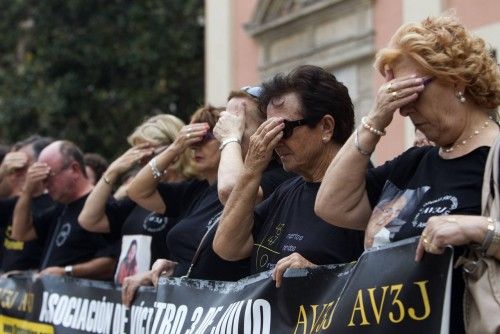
[0,238,452,333]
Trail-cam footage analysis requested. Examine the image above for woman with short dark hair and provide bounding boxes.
[213,65,364,288]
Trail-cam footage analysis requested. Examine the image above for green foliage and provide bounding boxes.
[0,0,204,158]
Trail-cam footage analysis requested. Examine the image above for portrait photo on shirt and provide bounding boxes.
[369,181,429,247]
[114,235,151,285]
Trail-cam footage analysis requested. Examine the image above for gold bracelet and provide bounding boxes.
[361,116,386,136]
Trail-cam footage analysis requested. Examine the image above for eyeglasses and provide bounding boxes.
[241,86,263,99]
[282,117,321,139]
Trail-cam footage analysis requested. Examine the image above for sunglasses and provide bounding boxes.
[282,117,321,139]
[241,86,263,99]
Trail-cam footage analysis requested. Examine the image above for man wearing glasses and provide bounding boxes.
[11,140,118,280]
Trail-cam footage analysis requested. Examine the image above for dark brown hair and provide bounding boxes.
[259,65,354,144]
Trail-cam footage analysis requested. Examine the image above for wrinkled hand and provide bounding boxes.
[106,144,154,181]
[367,67,425,130]
[170,123,210,153]
[37,266,64,277]
[150,259,177,287]
[415,215,485,261]
[244,118,284,173]
[121,271,154,307]
[0,151,29,176]
[23,162,50,194]
[213,106,245,142]
[272,253,317,288]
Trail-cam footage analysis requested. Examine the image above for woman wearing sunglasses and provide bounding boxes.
[213,65,364,288]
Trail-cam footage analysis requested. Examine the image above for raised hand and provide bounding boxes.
[23,162,50,194]
[214,100,246,143]
[244,117,284,173]
[0,151,30,176]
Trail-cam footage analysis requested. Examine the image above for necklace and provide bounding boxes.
[443,118,492,153]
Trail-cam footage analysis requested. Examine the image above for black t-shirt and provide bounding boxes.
[158,179,223,277]
[251,176,364,274]
[107,197,174,284]
[365,146,487,245]
[0,197,16,265]
[1,194,55,271]
[0,197,16,267]
[364,146,489,334]
[34,194,119,269]
[189,161,296,281]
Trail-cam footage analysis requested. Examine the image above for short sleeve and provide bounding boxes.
[157,180,207,217]
[253,180,286,237]
[260,161,296,200]
[105,197,136,239]
[365,146,431,208]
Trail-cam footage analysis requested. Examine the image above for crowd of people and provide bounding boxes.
[0,14,499,333]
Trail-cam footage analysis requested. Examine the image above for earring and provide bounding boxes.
[456,91,466,103]
[322,137,328,143]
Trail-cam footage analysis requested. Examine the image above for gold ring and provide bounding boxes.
[392,91,398,98]
[422,232,427,238]
[386,82,393,93]
[422,237,429,244]
[187,133,191,139]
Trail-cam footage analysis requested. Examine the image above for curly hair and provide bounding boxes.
[128,114,196,179]
[374,14,500,109]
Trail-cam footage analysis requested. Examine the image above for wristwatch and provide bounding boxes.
[64,265,73,276]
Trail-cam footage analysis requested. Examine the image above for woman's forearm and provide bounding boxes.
[213,166,262,261]
[315,125,378,230]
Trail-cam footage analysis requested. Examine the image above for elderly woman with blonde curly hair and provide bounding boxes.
[315,14,500,333]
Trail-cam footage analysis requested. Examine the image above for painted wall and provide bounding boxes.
[205,0,500,164]
[205,0,259,106]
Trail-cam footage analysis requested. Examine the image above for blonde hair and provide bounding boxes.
[190,105,223,129]
[127,114,195,178]
[374,14,500,109]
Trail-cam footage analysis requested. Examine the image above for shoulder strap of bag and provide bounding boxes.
[481,135,500,218]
